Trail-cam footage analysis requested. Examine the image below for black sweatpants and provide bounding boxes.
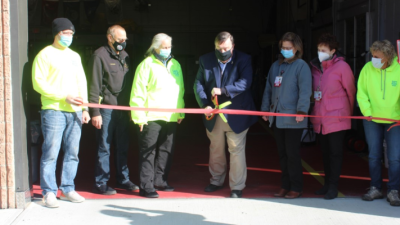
[138,121,177,192]
[273,123,304,192]
[318,130,346,189]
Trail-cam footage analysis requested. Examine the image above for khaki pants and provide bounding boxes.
[206,116,248,190]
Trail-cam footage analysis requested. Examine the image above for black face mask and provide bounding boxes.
[215,49,232,61]
[112,37,126,51]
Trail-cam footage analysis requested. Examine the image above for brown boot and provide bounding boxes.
[284,191,302,199]
[274,189,290,197]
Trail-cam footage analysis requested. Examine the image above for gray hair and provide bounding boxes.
[215,31,234,45]
[106,25,125,38]
[144,33,172,58]
[370,40,396,67]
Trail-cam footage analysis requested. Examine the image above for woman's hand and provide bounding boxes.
[296,116,304,123]
[139,123,148,132]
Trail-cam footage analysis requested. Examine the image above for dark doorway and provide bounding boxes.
[26,0,380,200]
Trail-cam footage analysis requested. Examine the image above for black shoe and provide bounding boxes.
[230,190,242,198]
[93,184,117,195]
[324,188,338,200]
[315,186,329,195]
[204,184,223,192]
[117,181,139,191]
[139,189,159,198]
[154,185,174,192]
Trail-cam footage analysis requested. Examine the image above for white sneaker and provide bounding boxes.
[60,191,85,203]
[43,192,59,208]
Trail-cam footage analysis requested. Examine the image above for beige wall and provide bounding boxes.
[0,0,14,209]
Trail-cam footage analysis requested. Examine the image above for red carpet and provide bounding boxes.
[32,100,388,199]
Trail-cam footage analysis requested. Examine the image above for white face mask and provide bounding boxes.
[318,51,331,62]
[372,57,384,69]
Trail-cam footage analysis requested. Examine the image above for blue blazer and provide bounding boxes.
[194,50,258,133]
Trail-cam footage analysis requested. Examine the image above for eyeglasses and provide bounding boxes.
[61,31,74,36]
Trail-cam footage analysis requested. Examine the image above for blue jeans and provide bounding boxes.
[40,110,82,196]
[363,120,400,192]
[94,109,130,185]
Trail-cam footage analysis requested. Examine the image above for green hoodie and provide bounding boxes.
[357,57,400,123]
[130,55,185,124]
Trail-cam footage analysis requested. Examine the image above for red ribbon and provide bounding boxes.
[81,103,400,131]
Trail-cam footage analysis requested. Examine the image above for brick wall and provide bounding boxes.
[0,0,14,209]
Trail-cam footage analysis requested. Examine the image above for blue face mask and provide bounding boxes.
[159,49,171,58]
[59,35,73,47]
[281,49,294,59]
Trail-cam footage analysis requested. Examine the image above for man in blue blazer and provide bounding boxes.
[194,31,257,198]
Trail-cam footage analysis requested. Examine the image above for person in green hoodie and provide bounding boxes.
[130,33,185,198]
[357,40,400,206]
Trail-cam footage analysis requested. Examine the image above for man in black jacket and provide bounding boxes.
[88,25,137,195]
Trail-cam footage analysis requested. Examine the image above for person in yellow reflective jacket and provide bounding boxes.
[130,33,185,198]
[32,18,90,208]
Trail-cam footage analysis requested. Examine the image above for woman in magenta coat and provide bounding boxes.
[310,33,356,199]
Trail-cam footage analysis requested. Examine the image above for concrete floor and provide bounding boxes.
[3,197,400,225]
[0,209,23,225]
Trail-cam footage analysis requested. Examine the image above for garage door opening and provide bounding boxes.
[26,0,385,199]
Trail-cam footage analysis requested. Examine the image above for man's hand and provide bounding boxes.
[139,123,148,132]
[177,119,183,124]
[262,116,269,121]
[82,111,90,124]
[205,106,213,117]
[296,116,304,123]
[92,115,102,129]
[66,95,83,106]
[211,88,221,96]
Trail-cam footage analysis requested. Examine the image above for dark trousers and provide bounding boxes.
[138,121,177,192]
[318,130,346,189]
[95,109,130,185]
[363,120,400,191]
[273,123,304,192]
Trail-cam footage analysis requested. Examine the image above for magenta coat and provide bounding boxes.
[310,54,356,135]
